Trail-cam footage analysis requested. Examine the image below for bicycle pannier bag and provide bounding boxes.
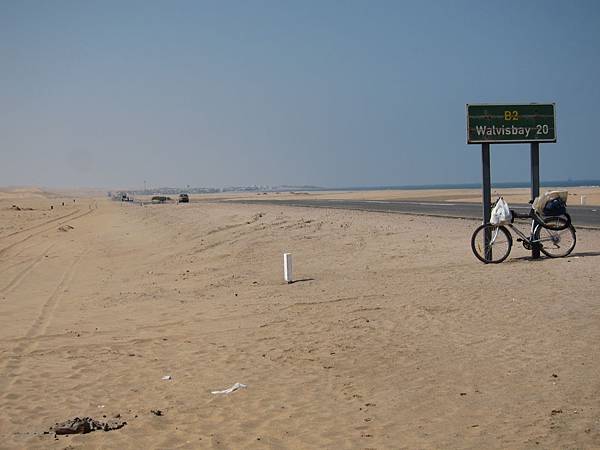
[543,198,567,216]
[533,190,568,215]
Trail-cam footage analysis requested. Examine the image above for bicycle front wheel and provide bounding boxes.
[535,217,576,258]
[471,224,512,264]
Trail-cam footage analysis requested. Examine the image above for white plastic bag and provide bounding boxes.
[490,198,511,225]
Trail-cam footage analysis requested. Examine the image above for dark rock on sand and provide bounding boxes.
[51,416,127,435]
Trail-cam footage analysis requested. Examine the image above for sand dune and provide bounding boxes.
[1,193,599,449]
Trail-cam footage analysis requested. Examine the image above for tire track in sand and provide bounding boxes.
[0,208,81,240]
[1,254,37,273]
[0,248,87,393]
[0,205,96,258]
[0,243,55,296]
[1,238,56,271]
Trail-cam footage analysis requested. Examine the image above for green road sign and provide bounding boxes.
[466,103,556,144]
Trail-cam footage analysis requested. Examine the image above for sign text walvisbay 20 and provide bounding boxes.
[466,104,556,144]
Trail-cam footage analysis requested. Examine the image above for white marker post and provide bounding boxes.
[283,253,293,284]
[581,195,587,205]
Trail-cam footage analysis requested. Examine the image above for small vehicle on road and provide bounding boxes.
[151,196,170,204]
[178,193,189,203]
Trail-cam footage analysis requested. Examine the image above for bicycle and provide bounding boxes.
[471,198,576,264]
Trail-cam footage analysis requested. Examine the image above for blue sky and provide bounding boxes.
[1,0,599,188]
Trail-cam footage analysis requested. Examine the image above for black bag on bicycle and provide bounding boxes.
[542,198,567,217]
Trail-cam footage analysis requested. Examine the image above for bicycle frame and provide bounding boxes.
[508,206,563,247]
[485,208,543,256]
[505,221,540,247]
[490,213,564,251]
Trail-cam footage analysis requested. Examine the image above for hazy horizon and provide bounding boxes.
[2,1,600,189]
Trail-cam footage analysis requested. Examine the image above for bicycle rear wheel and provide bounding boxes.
[535,217,576,258]
[471,224,512,264]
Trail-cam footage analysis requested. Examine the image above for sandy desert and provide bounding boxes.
[1,188,599,449]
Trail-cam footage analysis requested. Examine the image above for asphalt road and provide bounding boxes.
[230,198,600,228]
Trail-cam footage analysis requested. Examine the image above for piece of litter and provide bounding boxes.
[161,375,172,380]
[97,405,105,409]
[58,224,75,232]
[211,382,247,395]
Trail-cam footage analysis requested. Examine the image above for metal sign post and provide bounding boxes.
[481,143,492,260]
[530,142,540,258]
[467,103,556,260]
